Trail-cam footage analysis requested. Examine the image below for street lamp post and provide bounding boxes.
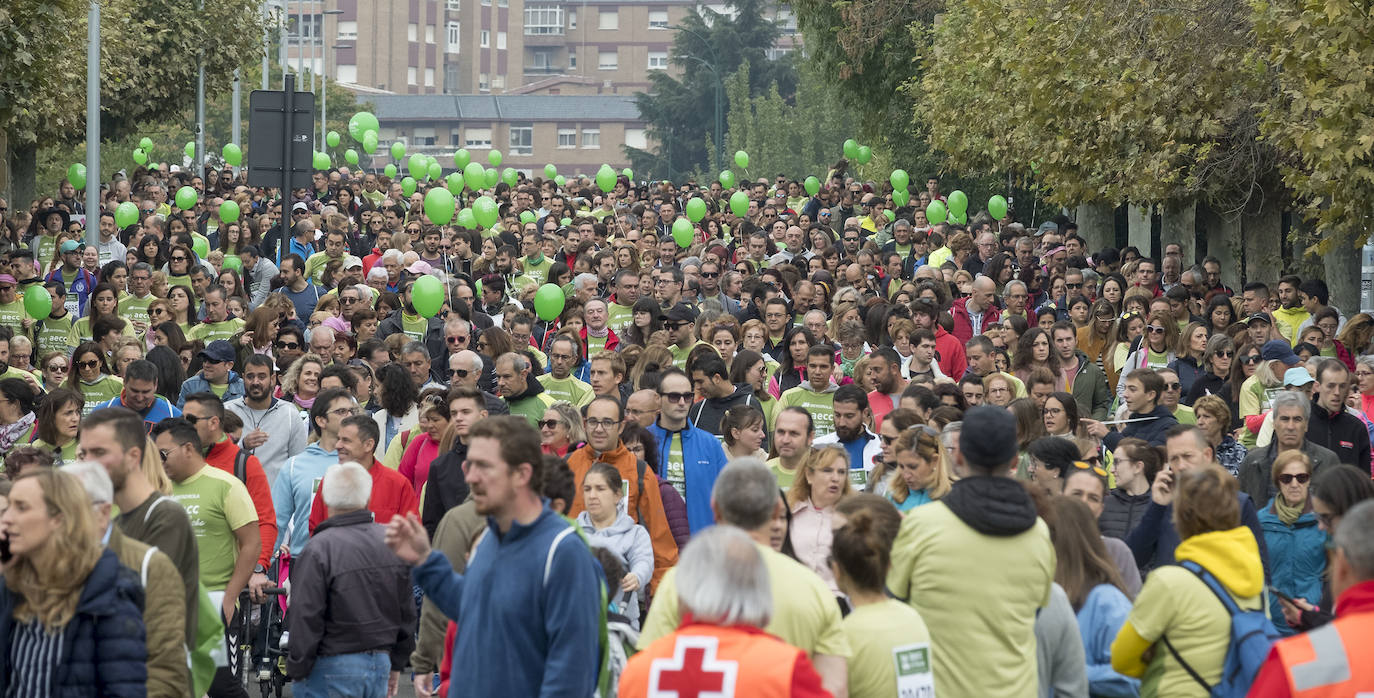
[320,9,344,146]
[85,0,100,247]
[668,24,722,174]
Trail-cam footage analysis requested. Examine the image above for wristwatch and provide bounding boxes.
[253,564,266,575]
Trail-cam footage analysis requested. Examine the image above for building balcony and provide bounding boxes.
[524,65,565,75]
[522,30,566,47]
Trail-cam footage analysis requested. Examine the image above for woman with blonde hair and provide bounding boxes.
[280,352,326,411]
[539,401,585,457]
[232,306,280,370]
[630,345,675,390]
[788,445,854,597]
[141,435,173,495]
[0,470,147,695]
[885,426,951,513]
[1193,395,1247,475]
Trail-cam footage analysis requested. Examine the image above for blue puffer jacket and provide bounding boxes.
[1258,498,1327,636]
[646,421,729,534]
[0,548,147,696]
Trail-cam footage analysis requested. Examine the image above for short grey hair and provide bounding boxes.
[453,349,483,373]
[710,458,780,530]
[60,461,114,505]
[1005,279,1028,295]
[498,351,531,373]
[676,525,772,628]
[941,421,962,450]
[321,462,372,512]
[402,341,429,358]
[381,249,404,265]
[574,273,598,290]
[1271,390,1311,421]
[1335,500,1374,580]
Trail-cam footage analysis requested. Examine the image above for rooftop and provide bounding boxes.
[368,94,643,122]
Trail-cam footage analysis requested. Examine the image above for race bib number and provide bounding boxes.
[849,467,868,490]
[893,643,935,698]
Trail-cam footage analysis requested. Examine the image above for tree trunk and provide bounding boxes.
[1074,201,1115,254]
[1128,204,1152,257]
[1162,199,1196,266]
[1326,237,1362,316]
[1200,204,1244,292]
[7,141,37,217]
[1242,198,1282,284]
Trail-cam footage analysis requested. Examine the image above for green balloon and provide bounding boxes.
[139,137,154,152]
[950,210,967,225]
[622,168,634,181]
[132,148,148,165]
[804,176,820,196]
[893,189,910,207]
[472,196,499,229]
[185,142,196,159]
[560,217,571,226]
[22,285,51,320]
[672,218,694,248]
[729,191,749,218]
[345,148,359,165]
[857,145,873,164]
[67,164,86,190]
[411,275,445,318]
[219,200,241,223]
[544,164,558,179]
[407,154,426,179]
[192,234,210,259]
[222,255,243,272]
[947,190,968,215]
[463,162,485,188]
[520,210,536,224]
[362,132,379,154]
[384,164,397,179]
[446,172,465,195]
[455,149,471,168]
[222,143,242,166]
[488,150,503,167]
[424,186,457,225]
[175,186,198,210]
[884,210,896,222]
[926,200,947,225]
[685,197,707,222]
[114,201,139,228]
[348,112,380,141]
[890,169,909,191]
[428,161,443,181]
[390,141,406,160]
[484,168,499,189]
[401,177,417,197]
[456,208,477,229]
[596,166,616,193]
[843,139,859,159]
[988,195,1008,219]
[734,150,749,169]
[719,170,736,189]
[326,131,341,148]
[554,175,566,187]
[533,283,565,322]
[503,168,518,187]
[313,151,331,170]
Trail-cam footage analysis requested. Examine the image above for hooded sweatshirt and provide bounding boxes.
[575,507,654,628]
[887,476,1054,697]
[566,442,678,590]
[778,381,840,437]
[688,382,762,436]
[505,370,556,429]
[272,442,338,555]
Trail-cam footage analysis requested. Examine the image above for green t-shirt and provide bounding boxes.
[400,312,430,342]
[536,374,595,407]
[171,465,258,591]
[607,303,634,335]
[187,318,245,344]
[586,333,609,357]
[32,438,78,467]
[842,600,933,698]
[778,385,838,438]
[1146,349,1170,371]
[520,256,553,286]
[766,456,799,492]
[166,274,193,293]
[210,382,230,398]
[77,375,123,415]
[70,315,136,346]
[666,433,685,500]
[304,251,345,286]
[0,299,26,330]
[31,313,75,359]
[670,341,707,370]
[116,293,155,330]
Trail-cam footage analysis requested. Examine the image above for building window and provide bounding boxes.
[496,31,507,49]
[425,25,436,43]
[450,129,462,145]
[624,127,646,150]
[425,68,435,86]
[581,127,600,148]
[447,21,461,52]
[414,127,437,146]
[532,50,552,69]
[481,0,490,6]
[598,50,617,70]
[510,123,533,155]
[492,75,505,89]
[568,8,576,28]
[524,6,564,35]
[446,0,461,10]
[497,0,507,6]
[569,52,576,68]
[557,128,576,148]
[465,128,492,147]
[478,73,489,90]
[408,67,417,85]
[444,64,460,93]
[337,64,357,83]
[480,30,489,47]
[337,20,358,40]
[408,23,418,41]
[648,51,668,70]
[648,10,668,28]
[598,8,618,30]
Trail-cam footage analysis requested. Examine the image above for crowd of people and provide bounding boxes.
[0,156,1371,697]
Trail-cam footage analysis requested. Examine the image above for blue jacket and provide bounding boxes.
[272,442,339,555]
[0,548,147,697]
[1077,584,1140,697]
[646,420,729,533]
[176,369,246,408]
[1258,499,1327,635]
[95,395,181,432]
[413,503,601,698]
[1125,493,1270,581]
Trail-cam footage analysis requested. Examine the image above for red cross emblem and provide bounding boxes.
[648,635,739,698]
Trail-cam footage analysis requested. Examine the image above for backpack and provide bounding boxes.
[1160,560,1278,698]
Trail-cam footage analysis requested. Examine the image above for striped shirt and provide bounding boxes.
[6,618,63,698]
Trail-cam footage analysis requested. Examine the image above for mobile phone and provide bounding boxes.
[1268,586,1296,605]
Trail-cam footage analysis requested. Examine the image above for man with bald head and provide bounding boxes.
[952,276,1002,343]
[449,349,508,415]
[625,389,660,429]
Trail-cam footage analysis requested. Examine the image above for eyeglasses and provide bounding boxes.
[158,448,172,461]
[1216,350,1234,358]
[276,341,301,350]
[182,414,205,425]
[1066,282,1082,289]
[1166,382,1181,391]
[1071,460,1108,478]
[659,391,694,403]
[447,335,469,345]
[1278,472,1311,485]
[328,406,355,417]
[585,418,618,430]
[1240,355,1263,365]
[341,296,359,305]
[46,363,69,372]
[1147,325,1166,334]
[700,271,719,278]
[77,359,100,369]
[451,369,469,379]
[538,419,563,430]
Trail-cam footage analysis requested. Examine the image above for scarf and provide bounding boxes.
[1274,496,1305,526]
[0,413,35,452]
[293,393,317,410]
[586,326,609,338]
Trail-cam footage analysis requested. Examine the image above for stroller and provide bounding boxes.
[232,551,291,698]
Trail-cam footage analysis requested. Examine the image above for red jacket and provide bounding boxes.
[579,325,619,354]
[307,458,419,534]
[205,437,277,568]
[1249,579,1374,696]
[950,296,1000,345]
[935,325,967,379]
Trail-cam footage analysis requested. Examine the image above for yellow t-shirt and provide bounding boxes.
[766,456,799,492]
[170,464,258,591]
[842,599,932,698]
[639,542,851,659]
[1125,565,1240,697]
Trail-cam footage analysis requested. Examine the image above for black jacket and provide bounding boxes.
[688,383,762,435]
[285,510,417,678]
[1099,488,1152,540]
[1103,405,1179,450]
[377,309,445,362]
[1307,399,1371,470]
[1183,371,1229,407]
[423,438,472,539]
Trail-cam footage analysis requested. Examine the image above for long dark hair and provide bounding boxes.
[64,342,111,393]
[35,388,83,446]
[376,362,419,416]
[145,346,187,401]
[1049,496,1130,610]
[624,297,663,347]
[778,326,819,377]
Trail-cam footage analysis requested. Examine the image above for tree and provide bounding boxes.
[627,0,796,180]
[0,0,265,206]
[709,60,848,184]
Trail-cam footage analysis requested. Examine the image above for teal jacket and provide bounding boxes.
[272,442,338,554]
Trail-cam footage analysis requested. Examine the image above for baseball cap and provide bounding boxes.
[960,406,1019,468]
[0,274,18,286]
[665,303,697,325]
[1036,221,1058,236]
[59,240,82,254]
[198,340,236,364]
[292,202,309,212]
[1261,339,1301,366]
[344,255,363,269]
[406,261,432,275]
[1245,312,1273,326]
[1282,368,1314,387]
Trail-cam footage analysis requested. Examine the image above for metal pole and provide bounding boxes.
[321,41,328,146]
[232,70,242,175]
[308,2,316,93]
[262,1,270,90]
[295,0,303,81]
[195,0,206,177]
[279,2,289,89]
[85,0,100,247]
[281,74,296,261]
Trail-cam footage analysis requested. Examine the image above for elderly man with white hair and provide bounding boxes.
[621,525,832,697]
[61,461,189,698]
[449,348,508,414]
[285,462,416,697]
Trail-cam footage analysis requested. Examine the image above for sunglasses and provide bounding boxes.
[1240,355,1263,365]
[1278,472,1311,485]
[451,369,469,378]
[1216,350,1234,358]
[538,419,563,429]
[276,341,301,350]
[447,336,469,345]
[1166,382,1182,391]
[77,359,101,369]
[1072,460,1109,478]
[1147,325,1166,334]
[183,414,204,425]
[46,363,69,372]
[659,391,694,403]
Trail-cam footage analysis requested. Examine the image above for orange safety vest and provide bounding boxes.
[1273,613,1374,696]
[619,623,806,698]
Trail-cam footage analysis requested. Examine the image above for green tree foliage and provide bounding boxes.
[628,0,796,180]
[710,60,848,183]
